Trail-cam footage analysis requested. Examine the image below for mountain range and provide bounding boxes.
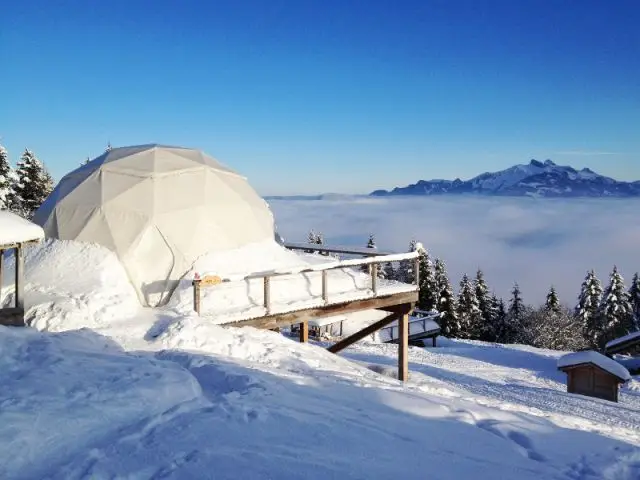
[370,159,640,198]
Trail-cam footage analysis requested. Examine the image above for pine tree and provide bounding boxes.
[504,283,526,343]
[438,276,459,338]
[13,149,54,218]
[398,239,417,283]
[456,274,483,339]
[545,286,560,314]
[416,243,436,311]
[597,266,634,348]
[484,294,503,342]
[628,273,640,331]
[0,143,16,210]
[433,258,449,310]
[575,270,604,348]
[474,269,492,340]
[383,262,397,281]
[366,234,376,249]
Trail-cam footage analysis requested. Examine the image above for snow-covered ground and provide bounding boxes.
[1,239,639,479]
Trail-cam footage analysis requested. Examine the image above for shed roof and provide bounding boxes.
[558,350,631,382]
[606,331,640,354]
[0,211,45,246]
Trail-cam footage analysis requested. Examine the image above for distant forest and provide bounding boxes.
[307,230,640,352]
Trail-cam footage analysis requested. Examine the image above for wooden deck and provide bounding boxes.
[195,245,421,381]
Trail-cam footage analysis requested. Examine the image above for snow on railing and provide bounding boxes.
[192,250,419,316]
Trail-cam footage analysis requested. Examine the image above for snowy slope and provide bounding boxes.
[1,240,639,479]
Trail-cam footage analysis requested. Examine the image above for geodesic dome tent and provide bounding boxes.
[33,144,275,306]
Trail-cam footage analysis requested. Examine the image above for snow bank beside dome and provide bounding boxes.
[0,239,141,331]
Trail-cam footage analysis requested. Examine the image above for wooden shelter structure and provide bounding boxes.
[193,242,420,381]
[0,211,45,327]
[605,331,640,357]
[558,351,630,403]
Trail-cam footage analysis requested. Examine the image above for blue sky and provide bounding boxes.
[1,0,639,195]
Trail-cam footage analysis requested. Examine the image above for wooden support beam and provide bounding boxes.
[327,311,399,354]
[371,264,378,295]
[398,312,409,381]
[15,246,24,312]
[227,291,418,330]
[376,302,415,315]
[299,321,309,343]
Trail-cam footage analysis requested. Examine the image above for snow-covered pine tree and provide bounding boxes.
[433,258,449,310]
[597,266,634,348]
[314,231,329,255]
[575,270,603,348]
[305,229,316,253]
[13,149,54,218]
[366,234,376,249]
[397,239,417,284]
[416,243,436,311]
[545,286,561,314]
[383,262,397,281]
[504,283,526,343]
[437,276,459,338]
[362,234,377,274]
[484,294,503,342]
[0,143,16,210]
[474,269,492,340]
[628,272,640,331]
[456,273,482,339]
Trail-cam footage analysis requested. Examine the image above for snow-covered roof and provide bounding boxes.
[0,210,45,246]
[557,351,631,382]
[606,331,640,350]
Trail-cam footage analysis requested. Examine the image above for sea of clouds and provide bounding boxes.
[269,196,640,307]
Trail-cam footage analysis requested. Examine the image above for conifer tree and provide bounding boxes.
[456,274,482,339]
[433,258,449,310]
[366,234,376,249]
[545,286,560,314]
[504,283,526,343]
[484,294,504,342]
[0,143,16,210]
[628,273,640,331]
[597,266,634,348]
[13,149,53,218]
[383,262,397,281]
[474,269,491,339]
[416,243,436,311]
[575,270,604,348]
[438,276,459,338]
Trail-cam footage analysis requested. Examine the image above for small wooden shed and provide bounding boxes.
[557,351,631,403]
[0,211,45,327]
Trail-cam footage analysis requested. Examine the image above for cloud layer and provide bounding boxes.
[269,196,640,307]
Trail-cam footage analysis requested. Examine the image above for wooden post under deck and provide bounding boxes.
[15,246,24,312]
[0,248,4,303]
[192,279,201,315]
[398,312,409,381]
[299,321,309,343]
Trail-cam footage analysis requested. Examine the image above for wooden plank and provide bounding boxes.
[398,312,409,381]
[299,321,309,343]
[327,311,399,354]
[377,301,416,314]
[15,246,24,311]
[284,242,395,257]
[371,264,378,294]
[227,291,418,330]
[0,307,25,327]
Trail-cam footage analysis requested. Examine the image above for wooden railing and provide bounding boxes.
[192,249,420,316]
[380,314,440,342]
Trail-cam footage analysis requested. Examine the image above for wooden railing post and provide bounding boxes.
[192,277,202,315]
[263,276,271,314]
[321,270,328,304]
[371,263,378,295]
[414,256,420,286]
